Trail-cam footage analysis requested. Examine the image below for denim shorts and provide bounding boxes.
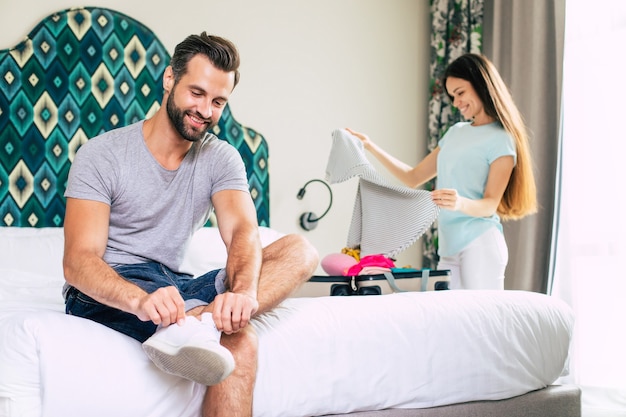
[65,262,225,342]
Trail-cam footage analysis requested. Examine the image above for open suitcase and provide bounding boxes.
[292,269,450,297]
[299,130,446,299]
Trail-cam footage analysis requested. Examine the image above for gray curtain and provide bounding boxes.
[482,0,565,292]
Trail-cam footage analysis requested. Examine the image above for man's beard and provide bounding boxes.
[166,91,214,142]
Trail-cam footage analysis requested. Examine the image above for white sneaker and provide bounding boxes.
[142,313,235,386]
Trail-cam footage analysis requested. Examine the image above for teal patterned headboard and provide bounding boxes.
[0,7,269,228]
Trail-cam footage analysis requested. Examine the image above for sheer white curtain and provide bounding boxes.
[552,1,626,416]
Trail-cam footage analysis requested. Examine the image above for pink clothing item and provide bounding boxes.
[346,255,396,276]
[321,253,359,276]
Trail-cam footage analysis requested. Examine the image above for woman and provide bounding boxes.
[347,53,537,290]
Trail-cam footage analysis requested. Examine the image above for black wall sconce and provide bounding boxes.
[297,179,333,231]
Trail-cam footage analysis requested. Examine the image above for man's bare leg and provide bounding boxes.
[189,233,319,318]
[254,233,319,314]
[202,326,258,417]
[195,233,317,416]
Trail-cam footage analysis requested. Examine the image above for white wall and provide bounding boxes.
[0,0,431,272]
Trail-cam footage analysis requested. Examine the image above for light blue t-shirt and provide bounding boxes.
[436,121,516,257]
[65,121,250,272]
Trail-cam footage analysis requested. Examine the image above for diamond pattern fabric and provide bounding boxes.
[0,7,269,227]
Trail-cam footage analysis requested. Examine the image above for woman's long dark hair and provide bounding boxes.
[443,53,537,220]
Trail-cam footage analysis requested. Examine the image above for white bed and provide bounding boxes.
[0,226,578,417]
[0,7,580,417]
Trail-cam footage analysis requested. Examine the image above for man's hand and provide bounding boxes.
[135,286,186,327]
[211,292,259,334]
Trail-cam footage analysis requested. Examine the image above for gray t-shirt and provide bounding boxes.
[65,121,250,272]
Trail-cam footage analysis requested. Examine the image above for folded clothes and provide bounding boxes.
[346,254,396,276]
[358,266,392,275]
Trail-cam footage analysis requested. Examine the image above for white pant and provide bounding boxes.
[437,227,508,290]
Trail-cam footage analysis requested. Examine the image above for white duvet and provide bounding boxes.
[0,228,574,417]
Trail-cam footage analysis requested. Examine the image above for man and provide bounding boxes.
[62,32,319,416]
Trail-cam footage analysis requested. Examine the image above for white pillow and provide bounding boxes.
[179,226,285,276]
[0,226,285,287]
[0,227,65,279]
[0,269,66,312]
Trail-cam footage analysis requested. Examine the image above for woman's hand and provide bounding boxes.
[345,128,438,189]
[345,128,373,151]
[431,188,464,211]
[432,156,514,218]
